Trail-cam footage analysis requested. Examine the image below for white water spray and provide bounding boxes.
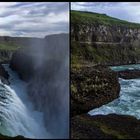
[0,64,50,138]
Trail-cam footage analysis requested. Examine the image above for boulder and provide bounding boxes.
[71,65,120,116]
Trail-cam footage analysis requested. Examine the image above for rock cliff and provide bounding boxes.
[71,10,140,66]
[0,64,9,84]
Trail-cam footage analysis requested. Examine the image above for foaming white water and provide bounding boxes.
[0,64,50,138]
[89,64,140,119]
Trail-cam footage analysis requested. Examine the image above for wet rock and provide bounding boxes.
[0,133,27,139]
[0,64,9,85]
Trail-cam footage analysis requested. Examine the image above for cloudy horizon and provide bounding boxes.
[0,2,69,38]
[71,2,140,24]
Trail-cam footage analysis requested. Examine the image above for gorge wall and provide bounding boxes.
[71,11,140,66]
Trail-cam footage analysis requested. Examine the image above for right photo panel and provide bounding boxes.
[71,2,140,139]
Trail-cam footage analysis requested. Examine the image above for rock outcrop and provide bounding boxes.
[71,114,140,139]
[71,10,140,66]
[71,65,120,116]
[10,33,69,139]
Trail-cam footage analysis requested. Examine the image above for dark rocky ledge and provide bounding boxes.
[0,133,26,139]
[71,114,140,139]
[118,69,140,79]
[71,65,120,117]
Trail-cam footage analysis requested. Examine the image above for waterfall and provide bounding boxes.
[0,64,50,139]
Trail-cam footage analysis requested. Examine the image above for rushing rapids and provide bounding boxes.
[89,64,140,120]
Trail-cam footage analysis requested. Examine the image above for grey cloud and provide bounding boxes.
[0,2,69,37]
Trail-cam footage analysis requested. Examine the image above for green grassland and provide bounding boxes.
[71,10,140,28]
[0,43,20,51]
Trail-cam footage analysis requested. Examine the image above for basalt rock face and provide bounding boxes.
[71,21,140,43]
[10,33,69,139]
[71,66,120,117]
[71,11,140,66]
[71,114,140,139]
[10,49,35,81]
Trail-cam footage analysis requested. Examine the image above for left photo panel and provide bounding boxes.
[0,2,69,139]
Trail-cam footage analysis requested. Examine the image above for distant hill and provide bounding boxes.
[71,10,140,28]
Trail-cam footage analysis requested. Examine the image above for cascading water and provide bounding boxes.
[89,64,140,120]
[0,64,50,139]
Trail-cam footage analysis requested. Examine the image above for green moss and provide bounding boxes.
[71,10,140,28]
[71,40,140,66]
[100,125,129,139]
[86,120,130,139]
[71,41,110,65]
[71,84,77,94]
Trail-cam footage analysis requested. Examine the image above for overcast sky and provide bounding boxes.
[71,2,140,24]
[0,2,69,38]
